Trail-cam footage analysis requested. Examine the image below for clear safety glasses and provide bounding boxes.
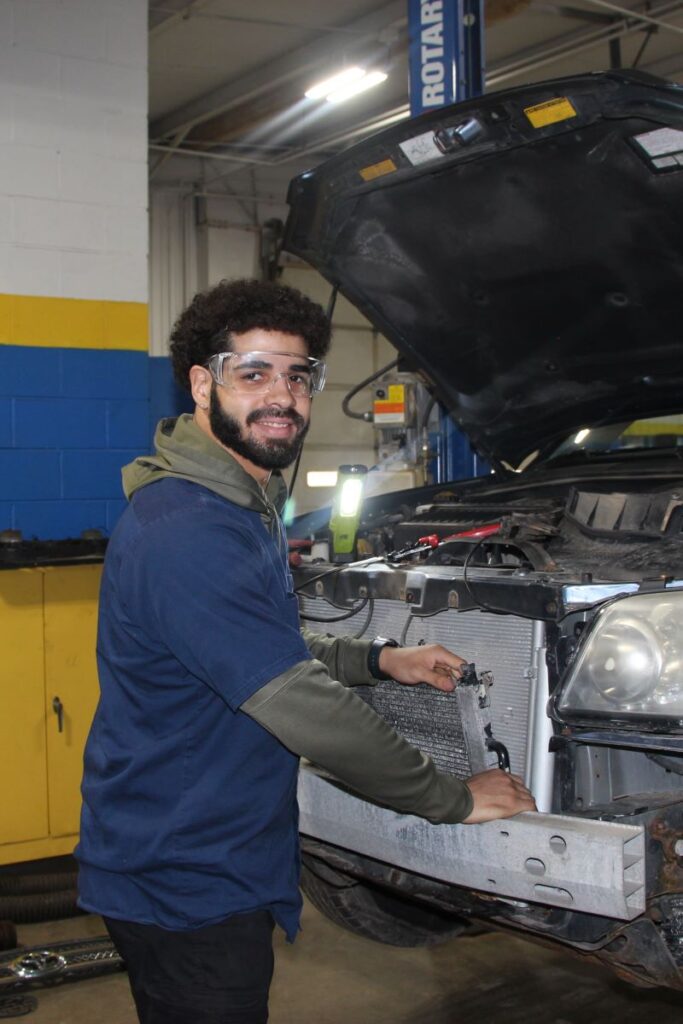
[206,350,327,398]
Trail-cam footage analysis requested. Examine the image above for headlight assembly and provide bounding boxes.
[557,590,683,719]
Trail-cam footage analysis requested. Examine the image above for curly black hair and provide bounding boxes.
[169,278,332,392]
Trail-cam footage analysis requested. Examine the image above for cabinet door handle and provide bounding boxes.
[52,696,64,733]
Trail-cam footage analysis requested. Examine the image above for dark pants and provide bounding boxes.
[104,911,275,1024]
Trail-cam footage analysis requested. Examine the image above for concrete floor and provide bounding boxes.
[4,900,683,1024]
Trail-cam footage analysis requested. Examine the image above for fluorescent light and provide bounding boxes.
[307,471,338,488]
[326,70,387,104]
[574,428,590,445]
[305,67,365,100]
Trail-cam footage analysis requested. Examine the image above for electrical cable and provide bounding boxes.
[400,606,450,646]
[461,538,526,616]
[293,556,392,594]
[353,598,375,638]
[294,563,356,593]
[287,447,302,498]
[462,538,490,609]
[342,358,398,421]
[299,597,370,623]
[400,612,414,647]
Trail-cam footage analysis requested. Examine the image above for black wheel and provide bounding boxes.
[301,856,467,948]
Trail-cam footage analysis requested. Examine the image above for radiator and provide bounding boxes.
[299,598,537,780]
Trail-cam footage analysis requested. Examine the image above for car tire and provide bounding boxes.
[300,856,467,947]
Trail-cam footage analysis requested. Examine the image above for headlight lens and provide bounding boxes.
[558,590,683,718]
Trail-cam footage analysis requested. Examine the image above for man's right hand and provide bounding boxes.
[462,768,537,823]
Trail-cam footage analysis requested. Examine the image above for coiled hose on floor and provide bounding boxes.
[0,871,81,924]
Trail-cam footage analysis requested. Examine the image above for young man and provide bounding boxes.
[77,279,535,1024]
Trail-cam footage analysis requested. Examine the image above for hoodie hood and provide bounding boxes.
[122,414,289,518]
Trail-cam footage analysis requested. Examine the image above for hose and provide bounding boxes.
[0,891,83,925]
[0,872,78,896]
[342,359,398,421]
[0,923,16,952]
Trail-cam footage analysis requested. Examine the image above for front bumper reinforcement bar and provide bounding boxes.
[298,767,646,921]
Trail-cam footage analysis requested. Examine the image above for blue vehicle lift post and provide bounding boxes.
[407,0,487,482]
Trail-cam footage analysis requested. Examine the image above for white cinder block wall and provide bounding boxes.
[0,0,147,301]
[0,0,149,540]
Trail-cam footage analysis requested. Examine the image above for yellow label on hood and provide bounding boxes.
[360,158,397,181]
[524,97,577,129]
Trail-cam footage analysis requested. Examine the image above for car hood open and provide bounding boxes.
[284,71,683,471]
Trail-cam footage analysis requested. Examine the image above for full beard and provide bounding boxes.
[209,385,309,471]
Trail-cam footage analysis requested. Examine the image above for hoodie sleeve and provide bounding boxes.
[242,658,473,825]
[301,628,377,687]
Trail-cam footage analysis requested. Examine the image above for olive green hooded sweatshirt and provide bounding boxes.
[122,414,473,825]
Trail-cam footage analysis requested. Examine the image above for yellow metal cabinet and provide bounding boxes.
[0,563,102,865]
[0,570,49,848]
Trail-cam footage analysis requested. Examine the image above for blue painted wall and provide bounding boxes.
[0,348,192,540]
[149,355,194,442]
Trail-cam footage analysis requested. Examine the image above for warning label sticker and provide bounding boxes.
[633,127,683,156]
[374,385,406,425]
[632,127,683,170]
[399,131,444,166]
[524,97,577,129]
[359,158,397,182]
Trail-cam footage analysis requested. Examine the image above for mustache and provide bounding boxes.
[246,407,306,428]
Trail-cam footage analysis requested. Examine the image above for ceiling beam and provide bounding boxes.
[149,0,405,142]
[581,0,683,35]
[149,0,212,36]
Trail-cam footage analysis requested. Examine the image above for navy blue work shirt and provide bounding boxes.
[76,478,311,940]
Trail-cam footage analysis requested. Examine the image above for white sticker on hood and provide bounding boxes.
[633,127,683,158]
[399,131,444,166]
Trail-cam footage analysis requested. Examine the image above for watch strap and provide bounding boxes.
[367,636,400,681]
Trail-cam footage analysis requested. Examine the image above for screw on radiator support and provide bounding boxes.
[358,586,368,598]
[448,590,459,608]
[315,581,324,596]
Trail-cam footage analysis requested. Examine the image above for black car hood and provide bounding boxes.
[284,71,683,470]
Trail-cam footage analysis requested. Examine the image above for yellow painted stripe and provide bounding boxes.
[0,294,148,350]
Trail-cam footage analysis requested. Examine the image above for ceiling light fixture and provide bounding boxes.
[305,67,388,104]
[305,67,366,100]
[326,70,388,104]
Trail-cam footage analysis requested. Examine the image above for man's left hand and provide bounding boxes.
[377,644,466,693]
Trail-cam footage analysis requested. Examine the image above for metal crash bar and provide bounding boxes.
[298,767,645,921]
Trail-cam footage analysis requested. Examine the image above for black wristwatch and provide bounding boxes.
[367,636,400,680]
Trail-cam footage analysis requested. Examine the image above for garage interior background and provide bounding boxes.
[1,0,682,537]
